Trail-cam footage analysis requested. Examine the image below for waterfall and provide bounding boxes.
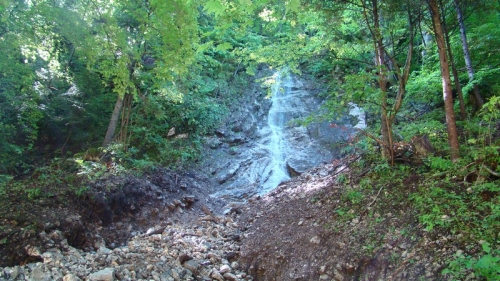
[260,71,292,192]
[206,69,347,201]
[349,102,366,129]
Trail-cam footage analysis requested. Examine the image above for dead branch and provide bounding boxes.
[368,185,384,207]
[482,165,500,177]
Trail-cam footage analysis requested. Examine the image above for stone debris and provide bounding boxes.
[310,235,321,244]
[0,214,251,281]
[88,268,114,281]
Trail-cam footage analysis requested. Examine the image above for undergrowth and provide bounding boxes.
[341,98,500,280]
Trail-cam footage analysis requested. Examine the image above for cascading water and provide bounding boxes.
[260,71,292,192]
[206,69,363,201]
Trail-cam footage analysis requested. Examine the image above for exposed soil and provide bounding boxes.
[0,159,476,280]
[0,168,226,268]
[235,160,466,280]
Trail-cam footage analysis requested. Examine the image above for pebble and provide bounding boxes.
[0,215,250,281]
[220,264,231,273]
[88,268,115,281]
[310,236,321,244]
[223,272,238,281]
[210,269,224,281]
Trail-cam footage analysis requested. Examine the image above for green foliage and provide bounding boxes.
[73,185,89,198]
[334,207,356,221]
[124,86,227,167]
[443,242,500,280]
[204,0,226,16]
[411,178,500,250]
[75,160,110,181]
[426,156,454,172]
[336,174,348,184]
[0,158,79,201]
[459,95,500,180]
[343,189,364,205]
[406,70,443,104]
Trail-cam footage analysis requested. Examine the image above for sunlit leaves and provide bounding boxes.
[238,0,255,14]
[286,0,301,13]
[216,42,233,51]
[204,0,226,16]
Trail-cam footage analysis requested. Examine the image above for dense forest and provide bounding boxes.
[1,0,500,279]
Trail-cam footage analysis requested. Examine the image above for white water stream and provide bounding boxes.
[259,71,293,192]
[208,69,365,200]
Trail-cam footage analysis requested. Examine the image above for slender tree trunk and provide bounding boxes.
[429,0,460,161]
[453,0,483,111]
[102,94,124,147]
[361,0,415,164]
[388,8,414,125]
[441,0,466,120]
[370,0,393,163]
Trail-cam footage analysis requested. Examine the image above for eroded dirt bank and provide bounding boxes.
[1,160,466,281]
[0,168,237,280]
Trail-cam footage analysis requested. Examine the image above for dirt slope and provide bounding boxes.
[1,161,470,280]
[235,161,459,281]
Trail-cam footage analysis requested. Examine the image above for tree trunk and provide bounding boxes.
[377,51,392,162]
[441,0,466,120]
[454,0,483,111]
[102,94,124,147]
[371,0,393,163]
[429,0,460,161]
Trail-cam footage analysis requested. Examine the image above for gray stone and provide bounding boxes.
[5,266,24,280]
[216,163,241,184]
[183,195,196,203]
[310,235,321,244]
[41,251,63,264]
[223,272,238,281]
[97,246,112,255]
[333,269,344,281]
[219,264,231,274]
[25,245,42,257]
[183,260,200,274]
[63,273,82,281]
[88,268,115,281]
[210,269,224,281]
[230,261,239,269]
[30,264,52,281]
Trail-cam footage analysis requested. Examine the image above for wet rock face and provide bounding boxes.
[198,70,361,200]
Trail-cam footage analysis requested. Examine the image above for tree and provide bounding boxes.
[453,0,484,112]
[76,0,199,147]
[304,0,418,164]
[358,0,417,164]
[428,0,460,161]
[0,0,61,173]
[440,0,466,120]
